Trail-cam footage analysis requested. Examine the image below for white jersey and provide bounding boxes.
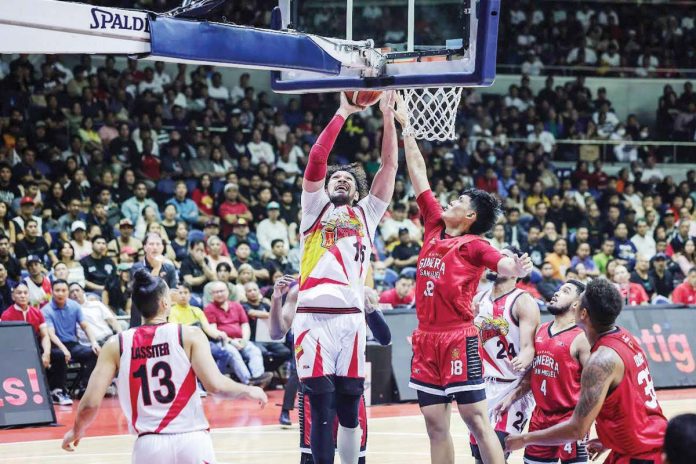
[297,189,387,313]
[474,287,526,382]
[116,323,209,435]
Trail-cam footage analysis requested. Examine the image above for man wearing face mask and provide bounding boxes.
[494,280,592,464]
[471,246,541,463]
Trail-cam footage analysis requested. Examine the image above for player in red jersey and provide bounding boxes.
[62,269,267,462]
[506,278,668,464]
[495,279,592,463]
[391,95,532,464]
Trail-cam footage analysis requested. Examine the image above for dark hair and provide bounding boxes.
[216,262,232,273]
[91,235,106,243]
[189,238,205,249]
[566,279,586,295]
[580,278,623,330]
[236,240,250,248]
[392,202,407,212]
[664,413,696,464]
[271,238,284,248]
[463,188,502,235]
[326,163,369,200]
[132,268,168,319]
[52,279,69,289]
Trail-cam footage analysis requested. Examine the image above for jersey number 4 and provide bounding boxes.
[132,361,176,406]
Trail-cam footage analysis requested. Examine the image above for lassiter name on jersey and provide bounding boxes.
[131,342,170,360]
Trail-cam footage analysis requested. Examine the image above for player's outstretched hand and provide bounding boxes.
[339,92,366,116]
[391,92,409,127]
[511,351,533,373]
[272,275,295,299]
[587,438,608,461]
[379,90,396,116]
[513,253,533,277]
[244,386,268,408]
[61,428,83,452]
[504,433,525,452]
[491,393,514,424]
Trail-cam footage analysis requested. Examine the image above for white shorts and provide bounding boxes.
[132,430,216,464]
[485,377,535,435]
[293,312,366,380]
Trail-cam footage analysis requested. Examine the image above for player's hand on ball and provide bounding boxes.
[273,275,295,299]
[587,438,608,461]
[61,428,82,452]
[246,386,268,408]
[504,434,525,452]
[339,92,365,116]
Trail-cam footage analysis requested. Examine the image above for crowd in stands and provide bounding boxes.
[1,16,696,403]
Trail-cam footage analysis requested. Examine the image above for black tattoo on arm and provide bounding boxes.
[575,348,617,419]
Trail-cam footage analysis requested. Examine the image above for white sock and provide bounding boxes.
[337,424,361,464]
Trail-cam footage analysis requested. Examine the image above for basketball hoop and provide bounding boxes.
[398,87,464,141]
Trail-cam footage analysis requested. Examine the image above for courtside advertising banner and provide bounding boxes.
[0,323,56,427]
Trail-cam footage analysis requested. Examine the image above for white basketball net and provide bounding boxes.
[398,87,464,141]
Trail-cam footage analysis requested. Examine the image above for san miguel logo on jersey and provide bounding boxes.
[476,316,510,345]
[532,351,560,378]
[418,254,446,279]
[320,212,364,249]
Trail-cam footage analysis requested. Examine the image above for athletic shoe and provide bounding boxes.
[279,409,292,427]
[249,372,273,389]
[51,389,73,406]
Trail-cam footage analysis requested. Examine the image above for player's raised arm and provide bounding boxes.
[369,91,398,202]
[497,252,534,278]
[269,275,298,340]
[505,346,622,451]
[510,292,540,372]
[392,93,431,197]
[62,336,120,451]
[302,93,363,194]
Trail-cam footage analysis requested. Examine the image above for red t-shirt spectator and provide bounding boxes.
[618,282,649,306]
[1,304,46,336]
[379,288,415,307]
[219,201,252,238]
[204,300,248,338]
[192,188,215,216]
[672,282,696,305]
[475,175,498,194]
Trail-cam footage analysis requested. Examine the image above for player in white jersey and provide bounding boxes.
[62,269,267,463]
[296,92,397,464]
[472,246,540,463]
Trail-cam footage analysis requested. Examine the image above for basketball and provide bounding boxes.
[345,90,382,108]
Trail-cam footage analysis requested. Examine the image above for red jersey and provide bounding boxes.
[591,327,667,456]
[617,283,649,306]
[530,322,583,417]
[378,288,415,307]
[415,190,502,330]
[671,281,696,305]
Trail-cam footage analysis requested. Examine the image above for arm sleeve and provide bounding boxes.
[464,239,503,270]
[416,190,443,232]
[366,310,391,345]
[304,114,345,182]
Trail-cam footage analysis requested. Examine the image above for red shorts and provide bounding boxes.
[409,325,484,401]
[525,409,588,463]
[602,449,662,464]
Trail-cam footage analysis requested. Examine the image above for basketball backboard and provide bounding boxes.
[271,0,500,93]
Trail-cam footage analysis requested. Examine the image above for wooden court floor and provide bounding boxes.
[1,389,694,463]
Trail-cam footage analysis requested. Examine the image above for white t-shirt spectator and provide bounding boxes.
[510,7,526,25]
[78,299,117,344]
[256,219,289,256]
[247,140,276,165]
[208,83,230,101]
[576,9,595,31]
[566,47,598,65]
[153,70,172,89]
[517,33,536,48]
[631,233,656,260]
[600,51,621,67]
[138,79,163,95]
[380,217,422,243]
[527,130,556,154]
[230,85,246,103]
[522,57,544,76]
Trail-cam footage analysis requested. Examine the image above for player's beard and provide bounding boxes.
[330,191,352,206]
[488,272,511,285]
[547,302,571,315]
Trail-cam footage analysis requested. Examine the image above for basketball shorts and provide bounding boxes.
[298,389,368,464]
[602,450,663,464]
[293,312,366,392]
[409,325,485,404]
[524,409,588,464]
[132,430,215,464]
[470,377,535,459]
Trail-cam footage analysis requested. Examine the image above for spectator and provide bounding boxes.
[264,238,296,275]
[219,184,253,239]
[523,226,546,268]
[674,239,696,276]
[204,281,272,387]
[488,223,508,250]
[378,275,415,307]
[0,262,15,312]
[42,279,99,401]
[57,198,87,242]
[54,241,85,286]
[384,228,421,274]
[206,235,235,273]
[69,221,92,260]
[181,239,217,296]
[612,223,638,269]
[672,268,696,304]
[630,254,656,299]
[166,181,200,226]
[80,236,116,293]
[380,202,421,244]
[15,218,52,268]
[613,264,649,306]
[68,282,121,345]
[504,208,527,249]
[107,219,143,261]
[0,235,20,281]
[670,219,693,255]
[242,281,291,369]
[536,262,562,302]
[631,219,657,260]
[23,255,52,307]
[570,242,599,277]
[247,129,275,165]
[256,202,289,258]
[121,181,161,226]
[232,242,270,282]
[103,262,132,316]
[651,253,676,298]
[545,238,571,280]
[203,262,240,306]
